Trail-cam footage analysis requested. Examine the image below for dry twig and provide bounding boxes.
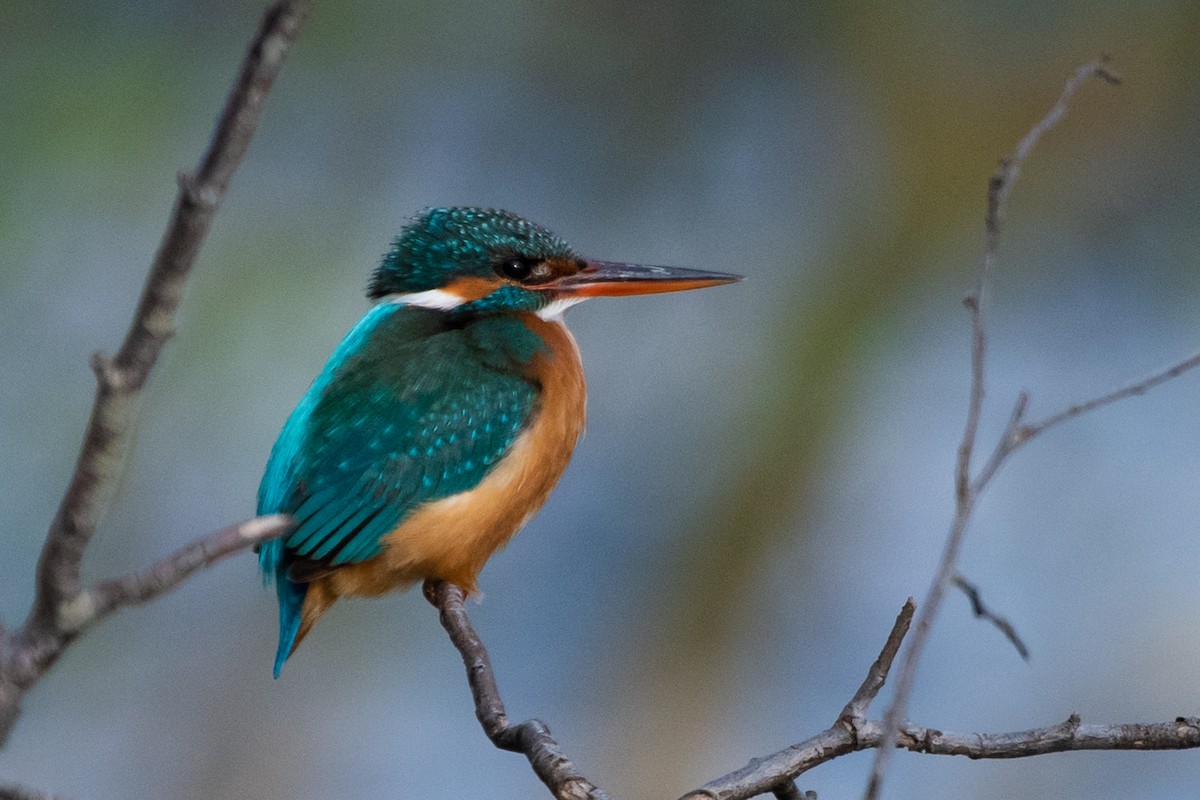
[684,56,1200,800]
[4,28,1198,800]
[684,600,1200,800]
[952,574,1029,660]
[0,0,311,750]
[863,58,1126,800]
[685,714,1200,800]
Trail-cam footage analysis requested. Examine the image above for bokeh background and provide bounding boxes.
[3,1,1200,798]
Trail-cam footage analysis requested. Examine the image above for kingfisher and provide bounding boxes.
[257,207,739,676]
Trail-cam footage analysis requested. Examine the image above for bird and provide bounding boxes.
[257,207,740,677]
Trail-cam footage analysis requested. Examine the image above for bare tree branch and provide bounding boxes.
[87,515,291,623]
[863,59,1120,800]
[838,600,916,727]
[683,601,914,799]
[684,714,1200,800]
[1016,350,1200,443]
[686,599,1196,799]
[0,0,312,751]
[3,24,1196,800]
[678,57,1200,800]
[0,514,287,747]
[28,0,312,643]
[424,580,611,800]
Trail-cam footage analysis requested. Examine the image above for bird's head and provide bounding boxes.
[369,207,739,317]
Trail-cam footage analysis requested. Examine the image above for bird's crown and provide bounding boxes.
[368,206,741,317]
[370,208,578,299]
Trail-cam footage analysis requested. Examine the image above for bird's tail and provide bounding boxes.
[260,539,306,679]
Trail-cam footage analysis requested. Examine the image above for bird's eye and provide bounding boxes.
[498,257,534,282]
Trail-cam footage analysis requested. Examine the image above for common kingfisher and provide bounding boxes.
[258,207,739,676]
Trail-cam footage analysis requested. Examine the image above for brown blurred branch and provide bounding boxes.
[424,580,611,800]
[0,0,311,753]
[0,782,66,800]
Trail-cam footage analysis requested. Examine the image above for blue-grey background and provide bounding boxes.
[2,1,1199,798]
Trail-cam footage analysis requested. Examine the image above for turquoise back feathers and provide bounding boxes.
[258,305,548,676]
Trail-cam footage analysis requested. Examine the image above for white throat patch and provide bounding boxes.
[384,289,466,311]
[384,289,586,321]
[535,297,586,321]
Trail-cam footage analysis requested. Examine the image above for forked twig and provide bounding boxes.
[0,0,312,752]
[863,59,1123,800]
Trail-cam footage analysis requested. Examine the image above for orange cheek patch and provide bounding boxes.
[444,276,503,301]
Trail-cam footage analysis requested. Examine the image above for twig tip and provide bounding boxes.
[1094,55,1122,85]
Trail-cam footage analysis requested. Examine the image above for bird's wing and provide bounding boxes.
[258,305,539,571]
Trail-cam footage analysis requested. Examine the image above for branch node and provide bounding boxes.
[54,590,97,635]
[176,170,218,210]
[838,599,916,730]
[88,352,124,391]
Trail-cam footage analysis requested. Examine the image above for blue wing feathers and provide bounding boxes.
[257,304,544,674]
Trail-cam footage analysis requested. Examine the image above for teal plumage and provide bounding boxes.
[257,305,546,676]
[257,207,739,677]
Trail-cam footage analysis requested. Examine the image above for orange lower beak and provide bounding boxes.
[542,260,742,297]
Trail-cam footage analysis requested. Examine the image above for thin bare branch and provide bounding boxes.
[0,0,312,750]
[424,580,610,800]
[88,515,291,622]
[27,0,312,640]
[1016,349,1200,444]
[0,515,288,746]
[838,600,916,727]
[684,715,1200,800]
[952,574,1029,660]
[970,391,1029,494]
[863,59,1118,800]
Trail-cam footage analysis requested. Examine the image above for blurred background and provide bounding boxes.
[2,1,1200,798]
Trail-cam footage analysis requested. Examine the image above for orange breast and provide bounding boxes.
[326,313,586,598]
